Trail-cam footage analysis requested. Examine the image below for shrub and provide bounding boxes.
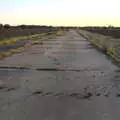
[4,24,10,29]
[0,24,4,33]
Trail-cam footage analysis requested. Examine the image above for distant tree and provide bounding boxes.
[0,24,4,33]
[19,25,27,29]
[0,24,3,29]
[4,24,10,29]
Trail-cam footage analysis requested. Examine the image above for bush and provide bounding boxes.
[0,24,4,32]
[4,24,10,29]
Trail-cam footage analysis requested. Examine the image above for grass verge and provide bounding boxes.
[0,33,48,45]
[77,29,120,66]
[0,29,68,60]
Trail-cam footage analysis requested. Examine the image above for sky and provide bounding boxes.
[0,0,120,26]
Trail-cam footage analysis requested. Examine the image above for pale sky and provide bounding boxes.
[0,0,120,26]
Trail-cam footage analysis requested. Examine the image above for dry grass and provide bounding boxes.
[56,30,67,36]
[77,29,120,63]
[0,52,12,59]
[0,33,47,45]
[0,29,68,60]
[32,40,43,45]
[0,46,26,60]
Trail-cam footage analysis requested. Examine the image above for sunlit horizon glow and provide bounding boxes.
[0,0,120,26]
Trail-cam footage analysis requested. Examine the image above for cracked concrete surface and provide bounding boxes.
[0,30,120,120]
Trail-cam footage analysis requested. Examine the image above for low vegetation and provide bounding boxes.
[0,24,68,60]
[81,26,120,38]
[0,24,58,39]
[77,27,120,65]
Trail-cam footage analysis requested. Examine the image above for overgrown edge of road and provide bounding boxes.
[0,29,68,60]
[76,29,120,67]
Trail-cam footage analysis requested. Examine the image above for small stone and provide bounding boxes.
[116,93,120,97]
[84,92,93,99]
[96,93,101,96]
[6,87,16,91]
[45,92,53,95]
[69,93,79,97]
[115,75,120,78]
[33,91,42,95]
[92,75,96,78]
[0,86,6,90]
[104,94,109,97]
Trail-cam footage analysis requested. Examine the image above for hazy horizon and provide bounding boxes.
[0,0,120,26]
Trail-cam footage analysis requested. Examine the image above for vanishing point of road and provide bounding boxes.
[0,30,120,120]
